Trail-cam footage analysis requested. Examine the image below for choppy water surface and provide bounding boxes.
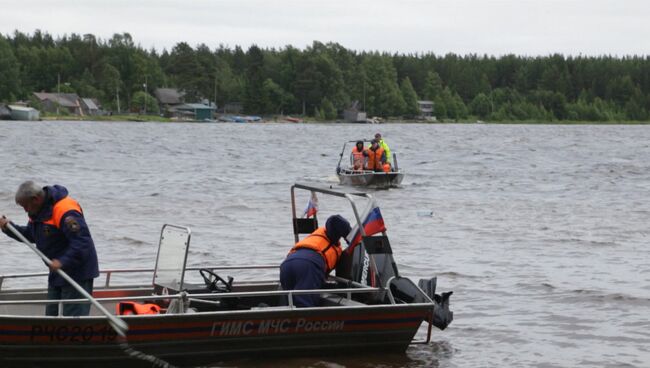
[1,121,649,367]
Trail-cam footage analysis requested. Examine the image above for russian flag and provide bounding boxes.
[345,205,386,251]
[303,191,319,218]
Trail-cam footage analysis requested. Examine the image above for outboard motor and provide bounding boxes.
[418,277,454,330]
[337,235,453,330]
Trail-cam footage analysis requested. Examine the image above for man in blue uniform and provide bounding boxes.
[0,181,99,316]
[280,215,351,307]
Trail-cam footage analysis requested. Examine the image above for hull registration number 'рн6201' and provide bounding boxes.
[30,325,117,343]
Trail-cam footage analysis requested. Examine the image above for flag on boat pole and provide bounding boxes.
[303,191,319,218]
[346,200,386,251]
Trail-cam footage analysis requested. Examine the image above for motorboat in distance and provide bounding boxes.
[336,140,405,189]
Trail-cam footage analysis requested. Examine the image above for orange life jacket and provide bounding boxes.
[366,147,385,171]
[116,301,162,315]
[351,147,365,168]
[42,196,83,228]
[290,227,342,273]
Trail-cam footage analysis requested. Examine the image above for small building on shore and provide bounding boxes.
[417,100,434,120]
[8,105,40,121]
[343,101,367,123]
[171,103,215,121]
[154,88,185,114]
[81,98,102,116]
[33,92,83,115]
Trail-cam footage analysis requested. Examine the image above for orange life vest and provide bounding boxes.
[290,227,342,273]
[351,147,365,168]
[42,196,83,228]
[366,147,385,171]
[116,301,162,315]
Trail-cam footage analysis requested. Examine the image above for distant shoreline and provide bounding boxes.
[32,115,650,125]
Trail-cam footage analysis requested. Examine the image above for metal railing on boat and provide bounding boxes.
[0,264,280,291]
[0,287,395,313]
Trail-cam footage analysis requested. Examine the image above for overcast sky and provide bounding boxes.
[2,0,649,56]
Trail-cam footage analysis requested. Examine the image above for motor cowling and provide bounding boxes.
[418,277,453,330]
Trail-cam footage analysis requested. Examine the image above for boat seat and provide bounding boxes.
[293,217,318,234]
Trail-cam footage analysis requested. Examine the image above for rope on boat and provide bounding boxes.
[118,337,179,368]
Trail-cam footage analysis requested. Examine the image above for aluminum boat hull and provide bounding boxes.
[0,299,430,367]
[337,170,404,188]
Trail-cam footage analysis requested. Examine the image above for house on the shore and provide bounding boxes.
[343,101,367,123]
[170,103,215,121]
[33,92,83,115]
[154,88,185,114]
[80,98,102,116]
[417,100,435,120]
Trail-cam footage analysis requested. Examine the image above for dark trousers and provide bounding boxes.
[46,279,94,316]
[280,257,325,307]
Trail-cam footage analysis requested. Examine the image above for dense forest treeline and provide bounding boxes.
[1,30,649,121]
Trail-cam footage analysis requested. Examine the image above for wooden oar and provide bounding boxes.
[5,222,128,337]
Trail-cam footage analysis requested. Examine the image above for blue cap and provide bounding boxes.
[325,215,351,243]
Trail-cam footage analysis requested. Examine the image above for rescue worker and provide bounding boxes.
[364,139,387,172]
[351,140,366,171]
[280,215,351,307]
[374,133,392,164]
[0,181,99,316]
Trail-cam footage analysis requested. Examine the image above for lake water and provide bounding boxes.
[1,121,649,367]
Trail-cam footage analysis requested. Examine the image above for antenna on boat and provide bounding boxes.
[5,223,128,335]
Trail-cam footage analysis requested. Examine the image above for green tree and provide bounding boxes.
[131,91,159,114]
[98,62,123,111]
[606,75,637,105]
[400,77,419,116]
[313,105,324,120]
[0,36,20,101]
[293,44,347,116]
[71,68,103,99]
[165,42,202,100]
[441,88,468,120]
[531,90,568,120]
[362,53,404,116]
[244,45,265,113]
[261,78,294,114]
[423,71,443,100]
[469,93,492,119]
[320,97,337,120]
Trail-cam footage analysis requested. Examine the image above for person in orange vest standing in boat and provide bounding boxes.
[280,215,351,307]
[0,181,99,316]
[364,139,387,172]
[351,140,366,171]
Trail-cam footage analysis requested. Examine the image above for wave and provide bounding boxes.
[216,204,254,211]
[110,236,149,246]
[554,288,650,305]
[550,238,620,247]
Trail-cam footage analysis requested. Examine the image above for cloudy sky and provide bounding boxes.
[2,0,648,56]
